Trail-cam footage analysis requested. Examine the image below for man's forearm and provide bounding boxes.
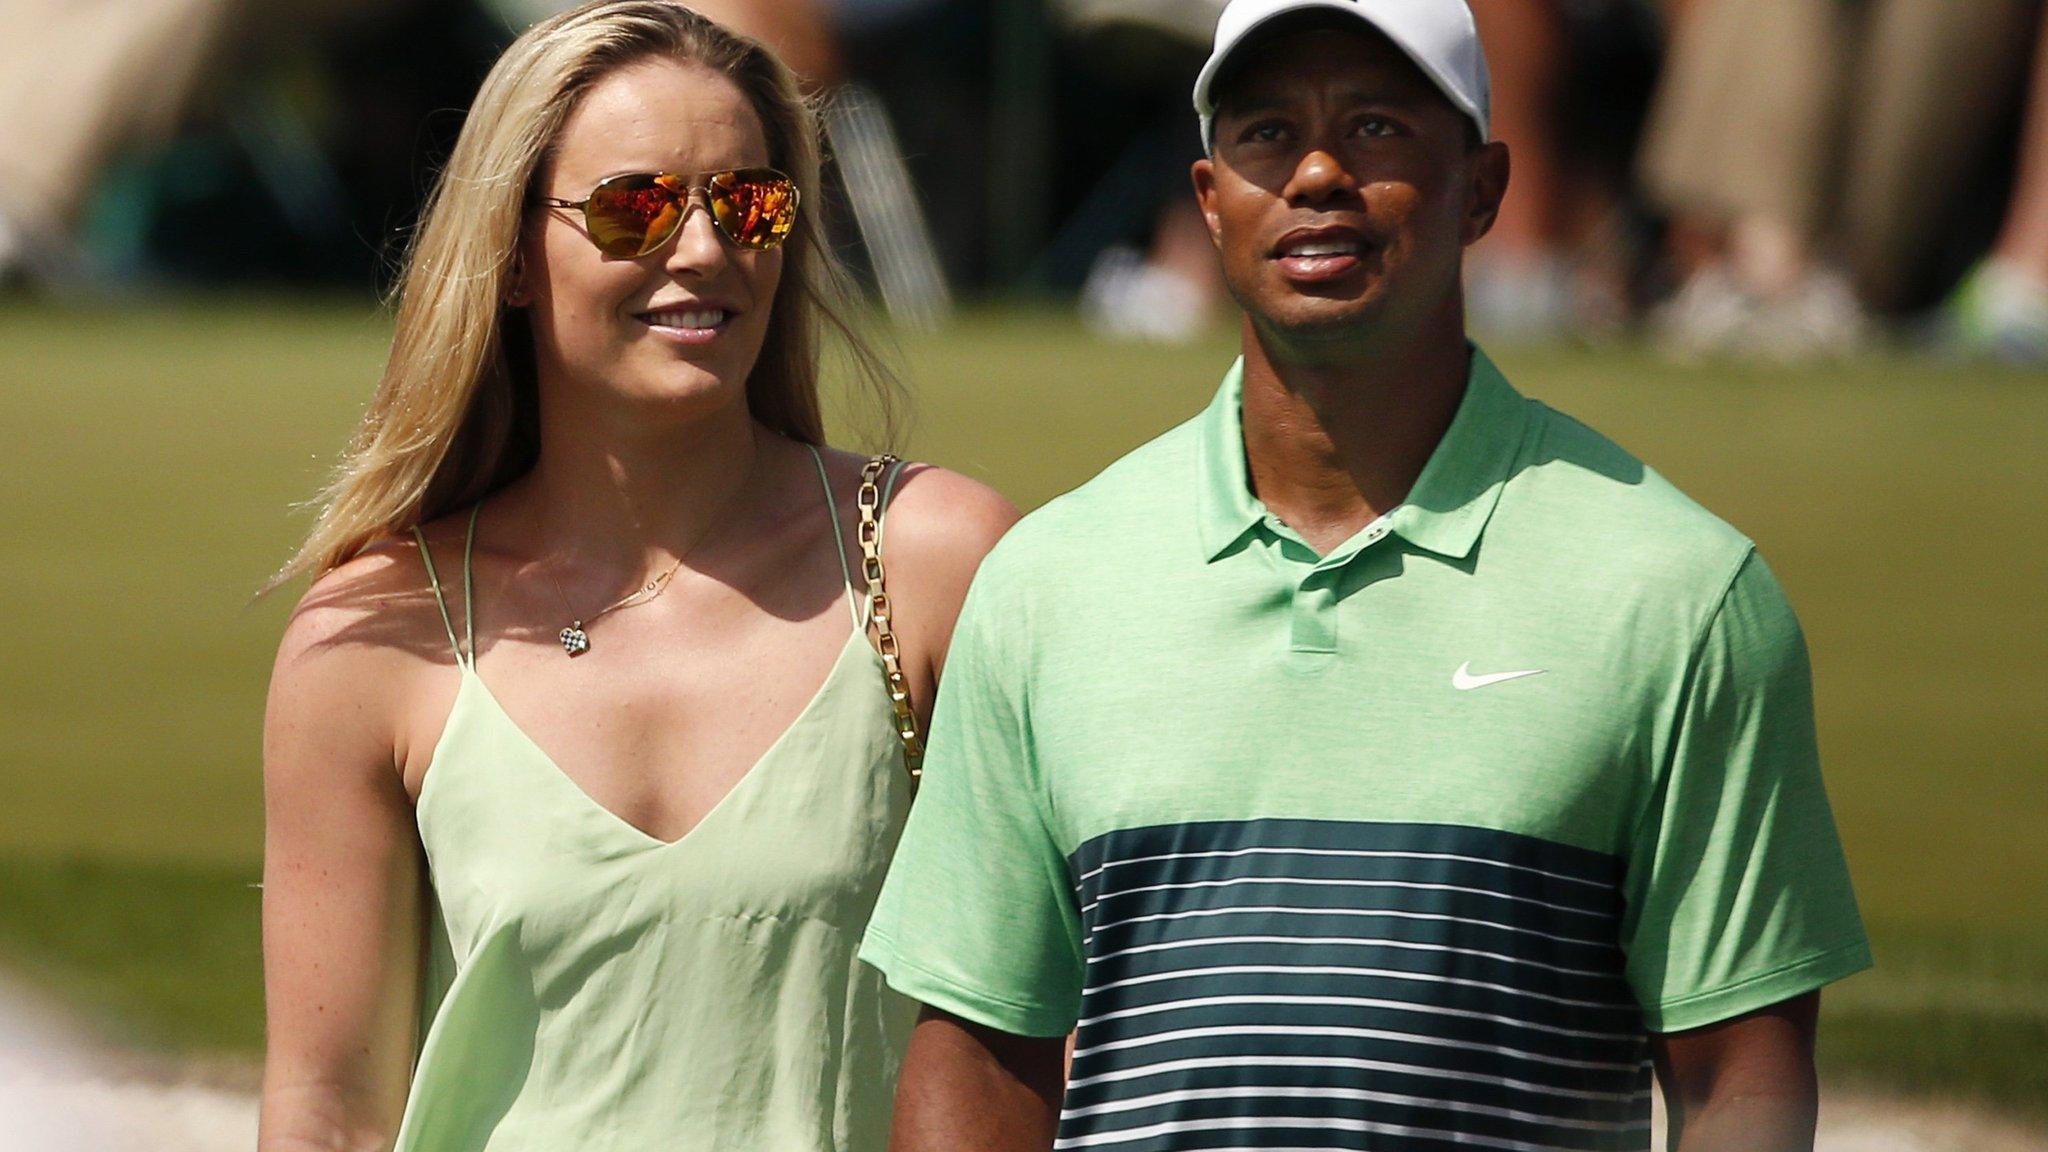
[1668,1087,1818,1152]
[890,1009,1065,1152]
[1654,992,1823,1152]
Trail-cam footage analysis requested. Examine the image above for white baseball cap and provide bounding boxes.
[1194,0,1492,150]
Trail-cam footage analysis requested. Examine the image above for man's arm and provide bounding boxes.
[1651,991,1821,1152]
[890,1007,1066,1152]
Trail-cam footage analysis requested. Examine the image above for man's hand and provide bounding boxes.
[1652,992,1822,1152]
[889,1007,1067,1152]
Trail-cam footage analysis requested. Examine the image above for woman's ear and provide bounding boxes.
[504,249,533,308]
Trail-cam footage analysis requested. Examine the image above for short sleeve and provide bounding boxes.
[858,557,1086,1037]
[1621,551,1872,1032]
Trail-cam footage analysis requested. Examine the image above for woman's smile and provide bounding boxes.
[635,302,740,346]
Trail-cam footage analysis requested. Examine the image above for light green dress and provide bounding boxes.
[395,453,917,1152]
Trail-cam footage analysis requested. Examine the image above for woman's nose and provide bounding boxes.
[661,193,729,275]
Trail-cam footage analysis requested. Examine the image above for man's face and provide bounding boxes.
[1193,23,1506,349]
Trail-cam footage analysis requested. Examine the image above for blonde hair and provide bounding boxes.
[272,0,896,588]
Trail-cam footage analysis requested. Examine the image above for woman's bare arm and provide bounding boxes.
[258,563,431,1152]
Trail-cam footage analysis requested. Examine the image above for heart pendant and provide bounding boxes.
[559,624,591,657]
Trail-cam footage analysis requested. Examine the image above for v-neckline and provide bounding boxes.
[430,625,876,853]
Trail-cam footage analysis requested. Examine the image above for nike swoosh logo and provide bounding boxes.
[1453,662,1548,691]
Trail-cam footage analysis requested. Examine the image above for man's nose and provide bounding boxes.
[1285,149,1360,206]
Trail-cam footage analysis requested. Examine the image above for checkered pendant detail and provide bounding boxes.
[559,622,591,657]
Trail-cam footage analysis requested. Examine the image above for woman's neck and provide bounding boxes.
[514,391,769,581]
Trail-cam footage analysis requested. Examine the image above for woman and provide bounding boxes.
[256,4,1015,1149]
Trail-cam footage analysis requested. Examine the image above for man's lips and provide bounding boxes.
[1269,225,1371,284]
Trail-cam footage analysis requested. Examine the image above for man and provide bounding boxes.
[859,2,1872,1149]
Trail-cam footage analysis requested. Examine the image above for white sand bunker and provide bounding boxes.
[1642,1091,2048,1152]
[0,983,253,1152]
[1812,1096,2048,1152]
[0,1076,257,1152]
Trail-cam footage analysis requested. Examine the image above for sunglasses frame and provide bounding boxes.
[539,167,801,257]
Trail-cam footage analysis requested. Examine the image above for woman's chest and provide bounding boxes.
[410,605,866,837]
[417,654,913,957]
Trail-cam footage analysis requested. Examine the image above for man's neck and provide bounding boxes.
[1237,315,1471,556]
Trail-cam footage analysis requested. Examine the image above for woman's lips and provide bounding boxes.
[637,307,733,345]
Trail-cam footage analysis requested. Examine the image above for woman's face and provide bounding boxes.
[519,57,784,419]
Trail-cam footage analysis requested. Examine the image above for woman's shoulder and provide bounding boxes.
[272,525,463,690]
[810,447,1015,550]
[265,528,462,798]
[887,462,1017,550]
[811,445,1018,605]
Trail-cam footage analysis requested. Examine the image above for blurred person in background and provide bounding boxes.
[486,0,848,85]
[646,0,844,86]
[0,0,867,291]
[0,0,336,282]
[257,4,1011,1150]
[0,0,234,280]
[1058,0,1232,342]
[1641,0,2044,359]
[1939,1,2048,362]
[1462,0,1575,339]
[863,2,1869,1151]
[1463,0,1662,342]
[0,0,503,288]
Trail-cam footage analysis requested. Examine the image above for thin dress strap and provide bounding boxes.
[806,444,865,630]
[874,460,907,550]
[409,505,481,668]
[460,503,479,664]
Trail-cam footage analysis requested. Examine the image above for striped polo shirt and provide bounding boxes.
[861,349,1870,1152]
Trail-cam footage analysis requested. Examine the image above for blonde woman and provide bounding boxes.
[256,4,1014,1149]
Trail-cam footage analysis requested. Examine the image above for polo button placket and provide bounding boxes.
[1290,569,1341,653]
[1286,517,1395,656]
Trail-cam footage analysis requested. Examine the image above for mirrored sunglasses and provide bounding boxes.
[539,168,800,257]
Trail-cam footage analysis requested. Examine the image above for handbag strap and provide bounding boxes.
[858,454,924,782]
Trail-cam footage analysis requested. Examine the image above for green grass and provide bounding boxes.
[0,856,263,1051]
[1822,923,2048,1110]
[0,299,2043,1117]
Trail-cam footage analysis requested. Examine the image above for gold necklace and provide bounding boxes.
[531,462,753,658]
[541,555,681,657]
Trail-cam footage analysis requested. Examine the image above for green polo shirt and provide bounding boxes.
[860,349,1870,1152]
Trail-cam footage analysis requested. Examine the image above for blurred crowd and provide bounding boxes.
[3,0,2046,361]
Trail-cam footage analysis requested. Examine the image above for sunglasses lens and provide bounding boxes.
[583,174,683,257]
[708,170,798,250]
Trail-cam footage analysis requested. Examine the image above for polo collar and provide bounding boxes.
[1195,346,1531,564]
[1195,359,1267,561]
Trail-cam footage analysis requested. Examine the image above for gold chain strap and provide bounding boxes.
[858,455,924,782]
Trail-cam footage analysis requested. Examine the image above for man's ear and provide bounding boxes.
[1191,158,1224,250]
[1461,139,1511,248]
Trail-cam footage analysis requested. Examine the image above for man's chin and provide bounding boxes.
[1252,296,1386,343]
